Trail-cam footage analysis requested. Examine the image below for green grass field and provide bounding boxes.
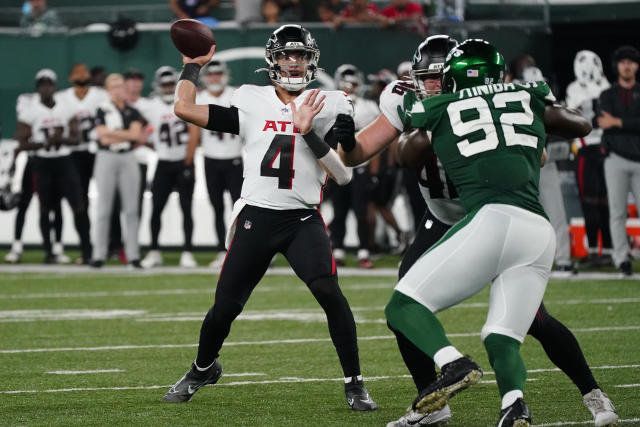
[0,261,639,426]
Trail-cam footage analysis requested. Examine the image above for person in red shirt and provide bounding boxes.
[380,0,425,33]
[333,0,381,28]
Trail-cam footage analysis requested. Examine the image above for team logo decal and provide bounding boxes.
[281,107,289,115]
[244,220,252,230]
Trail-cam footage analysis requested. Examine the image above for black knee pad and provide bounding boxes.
[307,275,343,301]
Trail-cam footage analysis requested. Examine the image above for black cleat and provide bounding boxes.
[89,260,104,269]
[619,261,632,277]
[496,398,531,427]
[345,376,378,411]
[163,360,223,403]
[412,356,482,414]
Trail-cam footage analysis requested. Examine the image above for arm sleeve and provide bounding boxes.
[205,105,240,134]
[318,149,352,186]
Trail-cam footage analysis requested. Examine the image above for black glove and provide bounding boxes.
[332,114,356,152]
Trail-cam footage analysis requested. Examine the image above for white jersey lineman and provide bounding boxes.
[232,85,353,211]
[197,86,243,159]
[379,79,465,225]
[54,86,108,151]
[146,97,189,161]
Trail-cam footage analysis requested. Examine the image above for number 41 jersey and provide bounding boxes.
[410,80,556,218]
[231,85,353,210]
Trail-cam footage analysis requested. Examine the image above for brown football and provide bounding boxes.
[170,19,215,59]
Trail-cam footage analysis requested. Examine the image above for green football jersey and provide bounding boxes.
[409,80,556,218]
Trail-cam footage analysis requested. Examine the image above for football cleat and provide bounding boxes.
[496,398,531,427]
[141,250,163,268]
[413,356,482,414]
[179,251,197,268]
[163,360,223,403]
[583,389,619,427]
[4,250,21,264]
[128,260,143,270]
[619,261,632,277]
[345,376,378,411]
[387,404,451,426]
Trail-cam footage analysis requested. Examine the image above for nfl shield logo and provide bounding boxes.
[244,220,252,230]
[281,107,289,114]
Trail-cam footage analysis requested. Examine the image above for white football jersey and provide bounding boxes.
[197,87,243,159]
[54,86,109,151]
[351,95,380,131]
[145,97,189,161]
[379,79,464,225]
[232,85,353,210]
[18,99,73,158]
[565,80,609,146]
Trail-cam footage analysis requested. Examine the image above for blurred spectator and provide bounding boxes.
[276,0,302,21]
[507,54,536,83]
[235,0,262,24]
[91,66,108,88]
[20,0,63,33]
[334,0,381,28]
[169,0,221,19]
[262,0,280,24]
[318,0,342,23]
[434,0,464,21]
[598,45,640,276]
[380,0,425,34]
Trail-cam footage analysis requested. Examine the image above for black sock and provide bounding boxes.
[308,276,360,378]
[389,323,437,392]
[195,298,243,368]
[528,304,599,395]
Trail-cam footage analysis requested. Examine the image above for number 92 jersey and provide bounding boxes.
[145,97,189,161]
[231,85,353,210]
[410,80,556,218]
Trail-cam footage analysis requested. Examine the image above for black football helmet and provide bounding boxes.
[152,66,178,104]
[264,24,320,91]
[410,35,458,98]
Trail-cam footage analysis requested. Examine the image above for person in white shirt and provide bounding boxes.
[141,66,198,268]
[162,25,377,412]
[15,69,92,264]
[194,60,244,267]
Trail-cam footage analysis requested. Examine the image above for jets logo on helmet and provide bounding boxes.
[410,35,458,98]
[262,24,320,92]
[153,66,178,104]
[442,39,505,94]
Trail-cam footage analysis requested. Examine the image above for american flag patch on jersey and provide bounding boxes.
[467,69,479,77]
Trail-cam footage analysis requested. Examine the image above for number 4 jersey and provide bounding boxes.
[230,85,353,210]
[410,80,556,218]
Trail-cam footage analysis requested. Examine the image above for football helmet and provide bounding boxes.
[442,39,505,94]
[411,35,458,98]
[153,66,178,104]
[264,24,320,92]
[334,64,364,94]
[573,50,607,87]
[201,60,229,93]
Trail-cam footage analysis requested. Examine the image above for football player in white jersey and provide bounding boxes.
[334,36,618,427]
[163,24,377,412]
[15,69,92,264]
[194,60,244,267]
[5,93,65,264]
[328,64,378,268]
[141,66,198,268]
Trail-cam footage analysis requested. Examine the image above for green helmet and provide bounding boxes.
[442,39,506,93]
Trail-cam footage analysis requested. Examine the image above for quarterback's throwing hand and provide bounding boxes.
[182,44,216,67]
[291,89,325,135]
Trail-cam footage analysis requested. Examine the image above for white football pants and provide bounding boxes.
[395,203,556,342]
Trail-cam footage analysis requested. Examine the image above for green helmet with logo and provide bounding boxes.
[441,39,506,93]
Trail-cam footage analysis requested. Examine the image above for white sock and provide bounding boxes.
[53,242,63,255]
[433,346,464,369]
[344,375,362,384]
[194,360,215,371]
[357,249,370,260]
[501,390,523,409]
[11,241,23,253]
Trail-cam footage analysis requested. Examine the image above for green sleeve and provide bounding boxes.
[409,98,431,130]
[529,81,557,105]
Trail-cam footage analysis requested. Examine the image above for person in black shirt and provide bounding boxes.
[599,45,640,276]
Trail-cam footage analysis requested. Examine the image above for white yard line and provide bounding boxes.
[2,332,640,355]
[46,369,125,375]
[534,418,640,426]
[615,383,640,388]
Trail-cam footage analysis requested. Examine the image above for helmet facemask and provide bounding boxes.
[153,66,178,104]
[267,47,319,92]
[411,66,444,99]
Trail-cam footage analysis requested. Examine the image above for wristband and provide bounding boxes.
[302,129,331,159]
[179,63,201,85]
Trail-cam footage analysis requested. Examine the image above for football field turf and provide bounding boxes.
[0,266,639,426]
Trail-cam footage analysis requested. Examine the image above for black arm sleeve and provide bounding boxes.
[205,104,240,135]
